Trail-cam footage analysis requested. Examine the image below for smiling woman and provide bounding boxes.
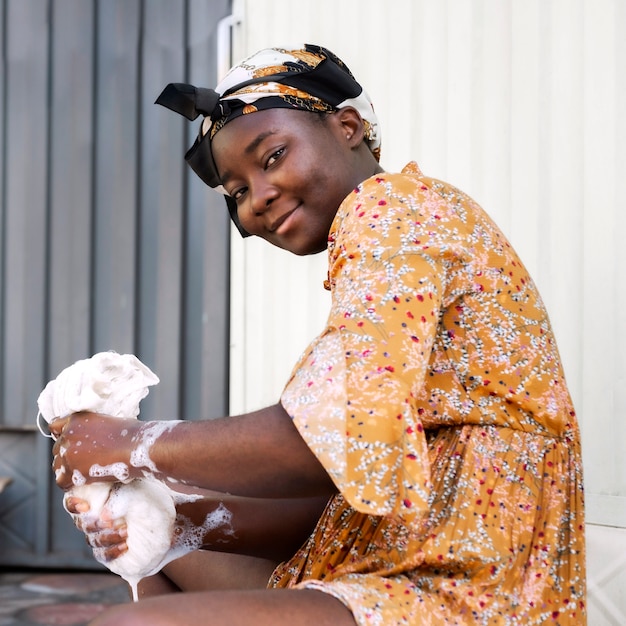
[50,44,586,626]
[211,108,380,254]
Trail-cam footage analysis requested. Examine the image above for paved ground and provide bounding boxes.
[0,570,130,626]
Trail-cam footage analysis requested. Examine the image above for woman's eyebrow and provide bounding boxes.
[245,130,278,154]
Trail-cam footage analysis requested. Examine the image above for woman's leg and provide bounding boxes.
[92,588,356,626]
[137,549,278,598]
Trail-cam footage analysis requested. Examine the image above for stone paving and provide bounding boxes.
[0,570,129,626]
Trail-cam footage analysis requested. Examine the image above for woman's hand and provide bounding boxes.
[65,495,129,562]
[51,412,143,490]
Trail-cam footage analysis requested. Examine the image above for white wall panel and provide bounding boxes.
[229,0,626,538]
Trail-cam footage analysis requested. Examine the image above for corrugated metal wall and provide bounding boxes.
[0,0,233,568]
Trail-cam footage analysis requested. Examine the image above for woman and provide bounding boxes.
[51,44,586,625]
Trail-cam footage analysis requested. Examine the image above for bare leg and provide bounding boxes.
[135,572,180,598]
[137,549,278,598]
[91,588,356,626]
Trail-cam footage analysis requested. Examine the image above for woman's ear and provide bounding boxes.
[331,107,365,148]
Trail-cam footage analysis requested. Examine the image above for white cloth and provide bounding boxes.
[37,351,159,422]
[37,351,176,597]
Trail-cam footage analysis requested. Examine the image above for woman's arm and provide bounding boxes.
[51,403,336,500]
[175,488,328,561]
[71,487,329,564]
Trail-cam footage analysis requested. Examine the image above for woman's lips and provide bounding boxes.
[270,206,299,234]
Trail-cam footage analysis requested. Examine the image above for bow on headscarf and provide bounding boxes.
[155,44,381,237]
[156,83,231,124]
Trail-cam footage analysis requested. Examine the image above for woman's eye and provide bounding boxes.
[232,187,247,201]
[266,148,285,168]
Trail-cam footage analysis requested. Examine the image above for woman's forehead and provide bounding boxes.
[213,108,322,151]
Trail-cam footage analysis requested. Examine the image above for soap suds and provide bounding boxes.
[37,352,231,602]
[168,502,235,561]
[85,477,176,601]
[89,462,130,483]
[169,490,204,505]
[72,470,86,486]
[129,421,182,473]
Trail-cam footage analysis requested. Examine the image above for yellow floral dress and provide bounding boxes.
[273,163,586,625]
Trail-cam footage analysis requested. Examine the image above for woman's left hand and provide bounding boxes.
[65,495,129,562]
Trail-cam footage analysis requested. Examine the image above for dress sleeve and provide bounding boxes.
[281,173,449,523]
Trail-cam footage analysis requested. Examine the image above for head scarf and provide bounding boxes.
[155,44,380,237]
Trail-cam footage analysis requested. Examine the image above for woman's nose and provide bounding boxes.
[250,175,279,216]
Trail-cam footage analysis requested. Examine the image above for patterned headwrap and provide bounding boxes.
[155,44,380,237]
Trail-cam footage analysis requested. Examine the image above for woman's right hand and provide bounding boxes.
[65,495,129,562]
[50,412,143,490]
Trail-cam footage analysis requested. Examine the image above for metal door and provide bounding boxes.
[0,0,233,568]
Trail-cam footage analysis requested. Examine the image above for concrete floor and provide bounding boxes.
[0,570,129,626]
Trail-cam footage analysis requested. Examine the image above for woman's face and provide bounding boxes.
[211,108,367,255]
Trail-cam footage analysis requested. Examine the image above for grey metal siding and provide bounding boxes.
[0,0,232,568]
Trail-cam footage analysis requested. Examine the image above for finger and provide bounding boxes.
[98,505,129,529]
[52,436,67,459]
[85,525,128,549]
[52,456,70,490]
[80,514,127,535]
[93,541,128,563]
[53,463,73,491]
[71,513,96,534]
[64,496,90,515]
[73,515,87,534]
[49,416,70,439]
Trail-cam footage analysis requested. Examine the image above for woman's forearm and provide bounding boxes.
[173,487,329,561]
[147,404,335,499]
[52,404,336,501]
